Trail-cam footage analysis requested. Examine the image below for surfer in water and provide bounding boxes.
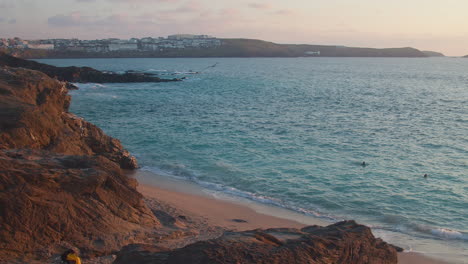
[361,161,367,167]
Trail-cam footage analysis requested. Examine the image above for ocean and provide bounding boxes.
[38,57,468,263]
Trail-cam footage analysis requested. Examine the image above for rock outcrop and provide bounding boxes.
[0,52,181,83]
[114,220,400,264]
[0,67,159,261]
[0,67,138,169]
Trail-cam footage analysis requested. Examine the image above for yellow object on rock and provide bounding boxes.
[66,253,82,264]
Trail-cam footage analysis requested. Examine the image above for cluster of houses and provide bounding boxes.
[0,34,222,52]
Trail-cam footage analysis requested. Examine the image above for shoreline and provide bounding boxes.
[132,170,452,264]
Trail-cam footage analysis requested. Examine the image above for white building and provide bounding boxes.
[108,40,138,51]
[28,44,54,50]
[305,51,321,55]
[168,34,213,40]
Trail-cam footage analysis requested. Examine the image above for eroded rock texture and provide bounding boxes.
[0,67,158,260]
[114,220,399,264]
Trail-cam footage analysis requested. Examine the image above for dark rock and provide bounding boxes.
[114,244,171,264]
[114,220,399,264]
[0,52,181,83]
[231,219,248,223]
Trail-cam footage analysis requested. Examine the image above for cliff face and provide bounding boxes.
[0,67,159,260]
[114,220,400,264]
[0,67,138,169]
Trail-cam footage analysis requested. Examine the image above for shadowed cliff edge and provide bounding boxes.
[0,63,401,263]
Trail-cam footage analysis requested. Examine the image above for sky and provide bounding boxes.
[0,0,467,56]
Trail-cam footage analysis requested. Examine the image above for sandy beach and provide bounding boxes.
[134,170,451,264]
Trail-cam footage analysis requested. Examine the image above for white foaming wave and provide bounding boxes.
[140,165,195,181]
[413,223,468,241]
[74,83,107,89]
[430,228,468,241]
[140,166,338,222]
[146,69,168,72]
[374,221,468,242]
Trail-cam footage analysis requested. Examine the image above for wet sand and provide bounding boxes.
[134,170,453,264]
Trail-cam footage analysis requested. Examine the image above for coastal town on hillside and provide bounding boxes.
[0,34,222,52]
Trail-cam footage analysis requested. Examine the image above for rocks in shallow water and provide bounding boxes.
[231,219,248,223]
[114,220,399,264]
[0,52,181,83]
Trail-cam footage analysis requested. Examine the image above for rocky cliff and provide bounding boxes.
[114,220,401,264]
[0,67,159,261]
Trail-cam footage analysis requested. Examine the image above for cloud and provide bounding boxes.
[248,3,271,9]
[219,8,241,17]
[48,12,134,29]
[274,9,294,16]
[0,0,15,8]
[48,12,88,27]
[0,17,16,24]
[108,0,178,2]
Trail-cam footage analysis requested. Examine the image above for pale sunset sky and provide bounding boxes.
[0,0,467,56]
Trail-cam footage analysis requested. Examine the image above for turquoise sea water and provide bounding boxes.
[39,58,467,262]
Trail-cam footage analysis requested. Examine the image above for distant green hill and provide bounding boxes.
[9,38,430,58]
[216,39,427,57]
[422,50,445,57]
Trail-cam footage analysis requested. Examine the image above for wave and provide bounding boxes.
[140,165,468,243]
[430,228,468,241]
[374,220,468,243]
[74,83,107,89]
[140,165,338,222]
[146,69,168,72]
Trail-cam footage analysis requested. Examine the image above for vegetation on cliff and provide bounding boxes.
[5,39,430,58]
[421,50,445,57]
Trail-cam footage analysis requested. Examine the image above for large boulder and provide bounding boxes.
[114,220,400,264]
[0,149,159,259]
